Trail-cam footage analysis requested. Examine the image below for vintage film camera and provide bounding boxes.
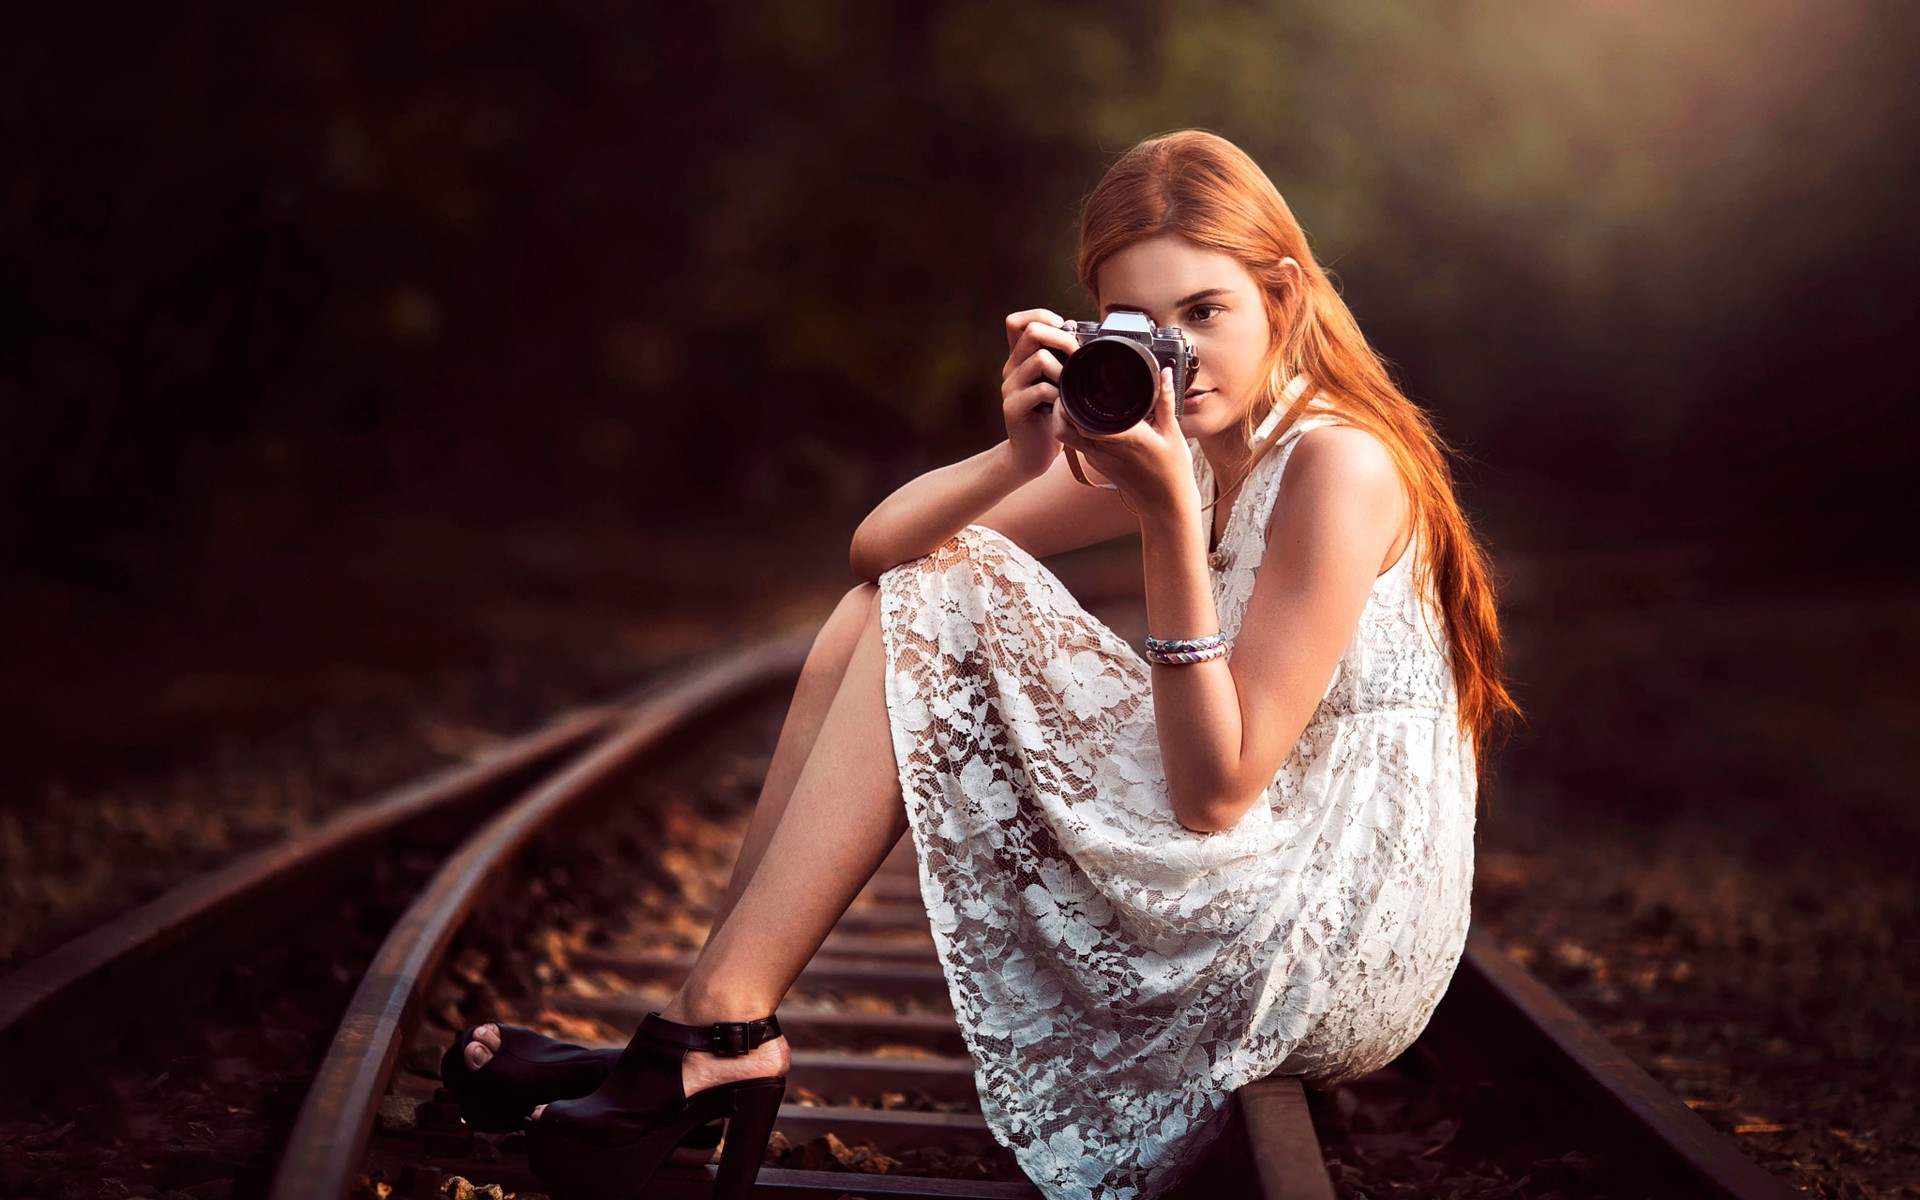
[1042,311,1198,434]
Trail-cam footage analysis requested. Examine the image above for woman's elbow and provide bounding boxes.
[848,528,885,584]
[1175,810,1233,835]
[850,526,942,584]
[1172,791,1245,834]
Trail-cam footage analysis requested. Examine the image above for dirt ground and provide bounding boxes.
[1,514,1913,1196]
[0,514,856,967]
[1474,544,1920,1198]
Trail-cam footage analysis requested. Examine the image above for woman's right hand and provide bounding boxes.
[1001,308,1079,480]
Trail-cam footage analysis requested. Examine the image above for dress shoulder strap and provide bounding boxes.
[1268,412,1345,477]
[1235,412,1348,553]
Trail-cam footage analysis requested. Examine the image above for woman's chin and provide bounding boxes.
[1175,407,1228,439]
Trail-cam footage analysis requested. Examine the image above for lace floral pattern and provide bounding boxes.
[876,400,1477,1200]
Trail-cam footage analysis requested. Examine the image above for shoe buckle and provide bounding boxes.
[712,1020,757,1055]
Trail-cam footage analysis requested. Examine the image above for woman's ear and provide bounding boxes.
[1275,257,1306,328]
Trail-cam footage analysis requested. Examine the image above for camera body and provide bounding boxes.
[1043,311,1198,435]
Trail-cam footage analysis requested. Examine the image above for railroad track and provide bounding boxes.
[0,596,1800,1200]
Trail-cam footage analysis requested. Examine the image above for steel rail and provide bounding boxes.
[1440,929,1800,1200]
[268,611,1793,1200]
[1067,573,1794,1200]
[0,700,621,1107]
[270,629,813,1200]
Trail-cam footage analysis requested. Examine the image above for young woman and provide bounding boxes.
[445,129,1520,1200]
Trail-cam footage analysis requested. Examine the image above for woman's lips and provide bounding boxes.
[1183,389,1214,403]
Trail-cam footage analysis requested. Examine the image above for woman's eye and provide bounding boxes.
[1187,305,1221,324]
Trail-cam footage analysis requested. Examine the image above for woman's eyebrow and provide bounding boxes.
[1102,287,1232,316]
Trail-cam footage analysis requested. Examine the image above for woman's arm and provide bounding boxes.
[848,440,1028,582]
[849,442,1141,583]
[1148,425,1409,832]
[851,307,1145,582]
[1046,370,1407,832]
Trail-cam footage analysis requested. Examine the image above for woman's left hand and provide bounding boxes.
[1051,367,1199,514]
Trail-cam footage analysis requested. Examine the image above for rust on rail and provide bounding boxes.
[0,701,620,1108]
[270,631,814,1200]
[260,620,1796,1200]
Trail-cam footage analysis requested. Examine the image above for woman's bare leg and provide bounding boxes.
[709,582,882,930]
[535,587,907,1110]
[467,582,882,1075]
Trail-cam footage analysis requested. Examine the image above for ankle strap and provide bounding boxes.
[636,1011,783,1056]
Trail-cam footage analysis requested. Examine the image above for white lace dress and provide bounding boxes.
[875,395,1477,1200]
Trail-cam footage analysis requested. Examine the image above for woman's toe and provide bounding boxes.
[465,1023,500,1070]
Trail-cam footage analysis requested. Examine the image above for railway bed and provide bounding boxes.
[0,618,1799,1200]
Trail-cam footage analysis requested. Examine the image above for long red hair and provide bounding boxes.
[1077,129,1524,792]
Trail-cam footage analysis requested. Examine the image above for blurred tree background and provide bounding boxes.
[2,0,1917,775]
[7,10,1917,1185]
[6,0,1916,578]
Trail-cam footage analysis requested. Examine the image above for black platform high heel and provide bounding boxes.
[526,1010,787,1200]
[440,1023,723,1155]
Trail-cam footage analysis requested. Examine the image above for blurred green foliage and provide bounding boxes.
[2,0,1915,588]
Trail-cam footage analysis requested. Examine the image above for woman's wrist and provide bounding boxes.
[1145,631,1230,666]
[1136,497,1214,636]
[1135,493,1203,543]
[987,438,1045,487]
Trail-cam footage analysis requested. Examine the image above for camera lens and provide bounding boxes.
[1059,337,1159,434]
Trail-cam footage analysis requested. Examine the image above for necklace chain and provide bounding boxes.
[1198,429,1278,516]
[1198,461,1253,515]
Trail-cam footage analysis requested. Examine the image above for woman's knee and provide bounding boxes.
[806,583,880,679]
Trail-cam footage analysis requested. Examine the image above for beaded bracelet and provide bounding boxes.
[1146,636,1224,653]
[1144,631,1227,654]
[1146,643,1229,666]
[1144,631,1230,666]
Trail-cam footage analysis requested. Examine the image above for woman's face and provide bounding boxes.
[1092,234,1273,444]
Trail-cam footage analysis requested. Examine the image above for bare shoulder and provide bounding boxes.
[1287,424,1400,490]
[1269,425,1410,570]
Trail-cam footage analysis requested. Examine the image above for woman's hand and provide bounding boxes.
[1053,366,1198,514]
[1000,309,1077,480]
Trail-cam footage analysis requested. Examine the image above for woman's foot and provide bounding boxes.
[530,1031,790,1122]
[460,1021,505,1070]
[452,1021,729,1161]
[441,1022,617,1133]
